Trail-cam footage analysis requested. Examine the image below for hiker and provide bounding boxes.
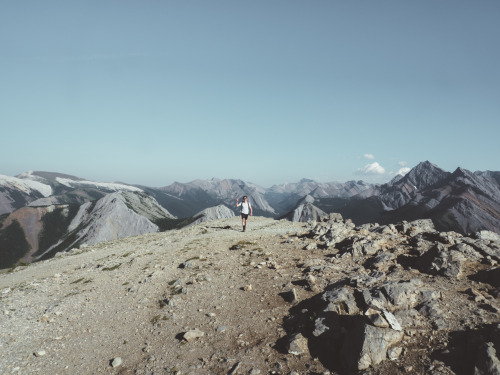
[236,195,253,232]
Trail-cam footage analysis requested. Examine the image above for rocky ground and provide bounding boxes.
[1,215,500,375]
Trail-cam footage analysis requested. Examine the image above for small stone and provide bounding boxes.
[34,350,47,357]
[282,288,298,303]
[183,329,205,342]
[111,357,122,367]
[304,242,317,250]
[216,326,227,333]
[228,362,241,375]
[383,310,402,331]
[387,346,403,360]
[365,308,389,328]
[243,285,252,291]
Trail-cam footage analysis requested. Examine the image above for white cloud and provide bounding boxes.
[364,153,375,160]
[356,162,386,175]
[398,161,407,167]
[397,167,411,176]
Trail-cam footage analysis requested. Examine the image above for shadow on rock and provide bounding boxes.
[278,285,390,375]
[432,323,500,375]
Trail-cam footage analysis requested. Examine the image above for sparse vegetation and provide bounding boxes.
[102,263,121,271]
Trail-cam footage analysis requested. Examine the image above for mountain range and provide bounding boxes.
[2,161,500,269]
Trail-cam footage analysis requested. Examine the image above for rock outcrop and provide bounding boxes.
[283,195,326,222]
[187,204,235,227]
[283,213,500,373]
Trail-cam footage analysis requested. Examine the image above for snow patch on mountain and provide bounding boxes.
[55,177,143,192]
[0,174,52,197]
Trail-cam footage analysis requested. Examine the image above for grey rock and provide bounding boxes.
[418,301,449,330]
[304,242,318,250]
[367,252,396,271]
[393,309,426,328]
[365,308,389,328]
[381,279,422,310]
[362,289,390,311]
[111,357,122,368]
[228,361,241,375]
[341,322,404,371]
[216,326,227,333]
[288,333,309,356]
[387,346,403,361]
[322,286,359,315]
[452,242,484,262]
[182,329,205,342]
[475,231,500,242]
[474,342,500,375]
[463,238,500,262]
[313,316,332,337]
[382,310,402,331]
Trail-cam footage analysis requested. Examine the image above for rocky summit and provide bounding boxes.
[1,214,500,375]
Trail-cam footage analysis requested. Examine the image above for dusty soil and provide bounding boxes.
[0,217,323,375]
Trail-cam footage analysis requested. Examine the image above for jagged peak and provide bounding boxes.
[396,161,449,190]
[452,166,474,178]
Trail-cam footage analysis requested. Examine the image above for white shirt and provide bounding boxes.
[238,201,251,214]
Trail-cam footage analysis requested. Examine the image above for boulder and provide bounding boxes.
[322,286,359,315]
[341,321,404,371]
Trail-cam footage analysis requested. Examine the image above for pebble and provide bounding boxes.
[183,329,205,342]
[216,326,227,333]
[111,357,122,367]
[34,350,47,357]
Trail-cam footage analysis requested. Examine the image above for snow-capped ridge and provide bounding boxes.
[0,174,52,197]
[55,177,143,192]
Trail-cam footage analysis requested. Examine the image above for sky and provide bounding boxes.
[1,1,499,188]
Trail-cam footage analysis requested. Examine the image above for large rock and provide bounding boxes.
[322,286,359,315]
[341,321,404,371]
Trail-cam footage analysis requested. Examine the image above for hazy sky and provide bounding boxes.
[1,1,499,187]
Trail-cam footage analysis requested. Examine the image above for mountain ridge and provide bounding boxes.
[3,161,500,268]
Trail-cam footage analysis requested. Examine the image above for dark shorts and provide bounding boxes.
[241,213,249,220]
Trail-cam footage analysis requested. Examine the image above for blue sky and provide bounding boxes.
[1,1,499,187]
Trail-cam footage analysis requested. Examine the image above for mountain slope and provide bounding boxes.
[0,191,175,268]
[0,174,52,215]
[381,166,500,233]
[158,178,276,217]
[282,195,327,222]
[187,204,235,227]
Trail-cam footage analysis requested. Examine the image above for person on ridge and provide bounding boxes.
[236,195,253,232]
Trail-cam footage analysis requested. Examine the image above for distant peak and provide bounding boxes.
[452,167,473,178]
